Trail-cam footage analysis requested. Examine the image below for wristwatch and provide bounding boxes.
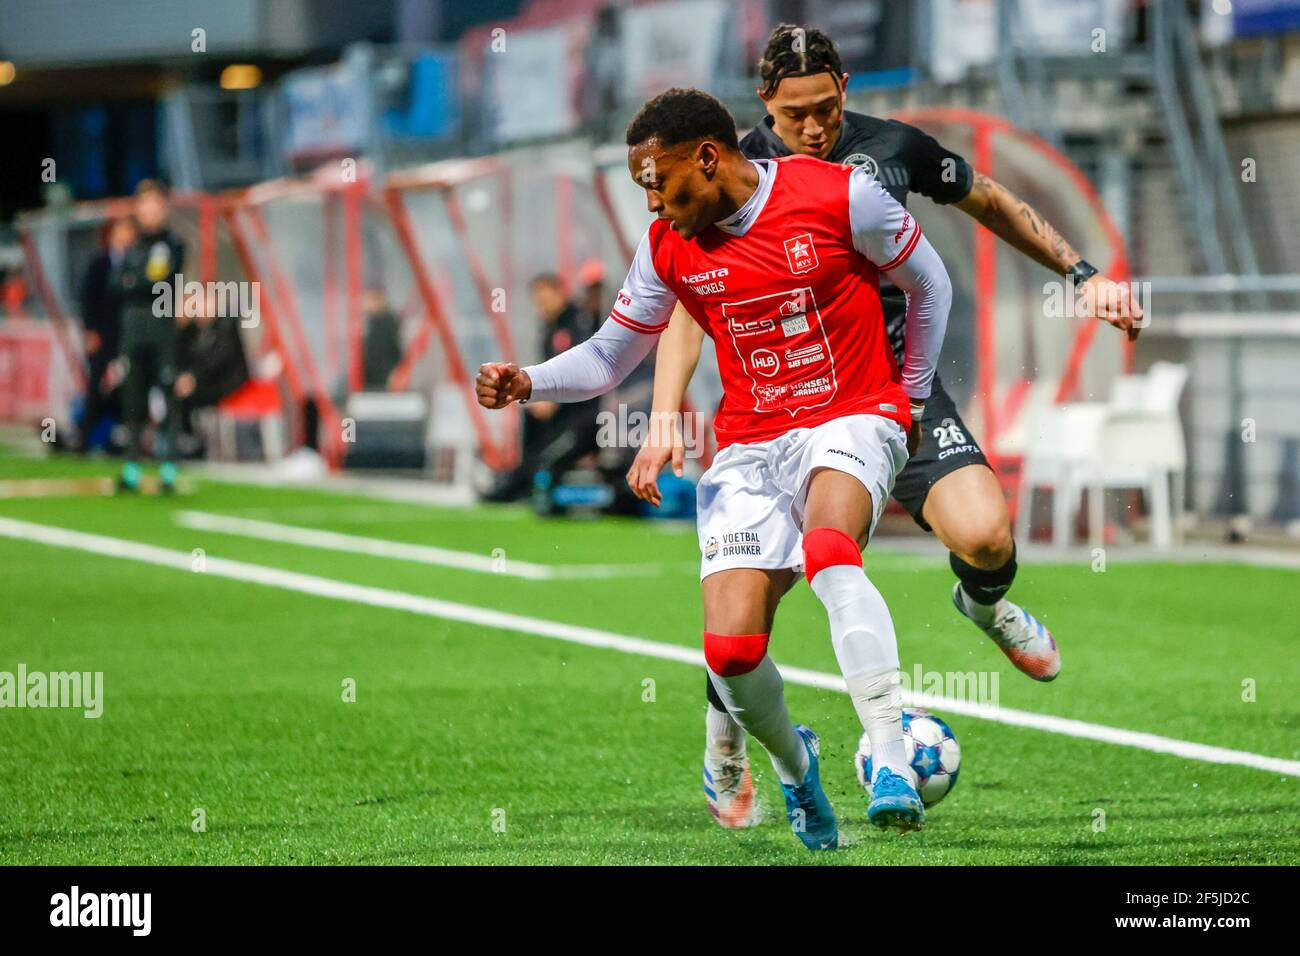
[1066,259,1099,287]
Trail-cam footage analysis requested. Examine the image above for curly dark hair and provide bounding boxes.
[757,23,844,98]
[625,87,739,150]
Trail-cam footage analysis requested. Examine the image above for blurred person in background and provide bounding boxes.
[575,257,606,331]
[483,272,600,502]
[362,288,404,390]
[174,288,250,459]
[75,217,135,453]
[113,179,186,492]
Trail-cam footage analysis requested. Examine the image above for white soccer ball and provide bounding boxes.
[854,707,962,808]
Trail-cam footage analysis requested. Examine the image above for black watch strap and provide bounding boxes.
[1066,259,1099,286]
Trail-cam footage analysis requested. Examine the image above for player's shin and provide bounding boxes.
[803,527,911,780]
[705,676,745,756]
[703,632,807,785]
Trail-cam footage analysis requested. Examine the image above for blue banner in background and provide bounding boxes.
[384,51,461,142]
[1233,0,1300,37]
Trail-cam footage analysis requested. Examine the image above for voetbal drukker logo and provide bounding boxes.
[50,886,151,936]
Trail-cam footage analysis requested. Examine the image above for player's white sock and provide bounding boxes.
[808,561,911,779]
[707,662,808,786]
[844,667,911,781]
[705,704,746,756]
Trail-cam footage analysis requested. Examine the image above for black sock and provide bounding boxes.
[706,673,728,713]
[951,542,1017,606]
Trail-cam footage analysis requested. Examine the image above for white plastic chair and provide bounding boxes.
[1016,396,1108,548]
[1078,362,1188,550]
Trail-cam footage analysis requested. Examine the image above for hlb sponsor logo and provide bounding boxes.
[750,349,779,378]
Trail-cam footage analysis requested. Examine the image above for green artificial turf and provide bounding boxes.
[0,451,1296,864]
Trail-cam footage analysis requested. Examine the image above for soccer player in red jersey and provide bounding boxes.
[628,25,1144,830]
[477,88,953,848]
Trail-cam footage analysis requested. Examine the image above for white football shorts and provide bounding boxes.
[695,413,908,580]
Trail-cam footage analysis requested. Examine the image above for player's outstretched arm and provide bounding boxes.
[954,172,1143,341]
[476,317,662,411]
[477,230,676,411]
[626,302,705,507]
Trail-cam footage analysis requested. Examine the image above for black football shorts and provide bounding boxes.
[890,376,992,531]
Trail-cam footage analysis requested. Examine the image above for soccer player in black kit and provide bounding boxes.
[624,24,1145,829]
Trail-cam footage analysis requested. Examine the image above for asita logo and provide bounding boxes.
[681,268,728,284]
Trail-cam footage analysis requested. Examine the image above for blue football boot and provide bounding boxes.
[780,725,838,851]
[868,765,926,833]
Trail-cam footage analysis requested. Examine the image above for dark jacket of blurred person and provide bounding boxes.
[171,292,250,459]
[175,310,250,410]
[362,289,404,389]
[482,274,601,502]
[75,217,135,451]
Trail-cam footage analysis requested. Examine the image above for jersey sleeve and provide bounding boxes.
[608,227,676,335]
[848,167,924,271]
[892,120,973,205]
[522,318,661,403]
[848,167,952,401]
[521,228,674,403]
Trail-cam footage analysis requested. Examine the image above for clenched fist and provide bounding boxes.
[476,363,532,409]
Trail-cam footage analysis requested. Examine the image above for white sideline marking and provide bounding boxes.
[2,515,1297,779]
[172,510,682,580]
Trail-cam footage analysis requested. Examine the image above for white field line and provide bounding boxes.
[1,515,1297,779]
[172,510,686,580]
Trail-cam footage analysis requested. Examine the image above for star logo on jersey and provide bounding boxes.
[783,234,819,275]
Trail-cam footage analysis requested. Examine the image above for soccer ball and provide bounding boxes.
[854,708,961,808]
